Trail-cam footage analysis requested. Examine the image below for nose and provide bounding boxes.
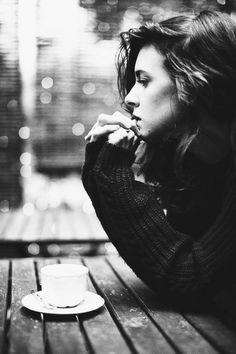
[124,86,139,110]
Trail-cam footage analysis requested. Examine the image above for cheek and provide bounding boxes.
[144,96,179,139]
[151,95,177,126]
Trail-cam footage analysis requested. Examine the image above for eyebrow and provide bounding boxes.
[135,70,149,78]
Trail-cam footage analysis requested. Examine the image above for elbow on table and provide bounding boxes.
[142,271,216,306]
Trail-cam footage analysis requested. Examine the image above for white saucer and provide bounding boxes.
[21,291,105,315]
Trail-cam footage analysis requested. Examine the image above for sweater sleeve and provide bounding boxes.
[82,140,115,237]
[82,141,236,300]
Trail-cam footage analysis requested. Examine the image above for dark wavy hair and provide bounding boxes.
[116,10,236,182]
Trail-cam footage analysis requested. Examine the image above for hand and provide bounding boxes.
[108,127,140,151]
[84,111,140,143]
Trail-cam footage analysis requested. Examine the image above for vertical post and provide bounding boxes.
[18,0,37,211]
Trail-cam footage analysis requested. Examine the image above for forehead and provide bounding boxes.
[134,45,166,73]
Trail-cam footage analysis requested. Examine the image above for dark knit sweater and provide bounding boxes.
[82,140,236,302]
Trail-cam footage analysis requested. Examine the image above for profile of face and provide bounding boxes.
[125,45,181,143]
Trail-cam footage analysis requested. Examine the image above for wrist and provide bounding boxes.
[96,142,136,172]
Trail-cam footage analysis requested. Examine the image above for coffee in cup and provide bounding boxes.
[41,264,88,307]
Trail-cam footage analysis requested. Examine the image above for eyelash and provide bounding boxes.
[137,79,149,87]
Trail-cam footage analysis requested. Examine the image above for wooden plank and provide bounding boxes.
[70,208,92,240]
[109,256,236,354]
[9,258,44,354]
[67,208,108,241]
[86,213,108,240]
[84,256,176,354]
[20,211,42,241]
[0,208,108,243]
[60,257,132,354]
[54,208,75,239]
[107,255,218,354]
[183,310,236,354]
[72,208,108,241]
[0,212,12,236]
[1,210,28,239]
[36,258,89,354]
[39,209,56,239]
[0,260,9,353]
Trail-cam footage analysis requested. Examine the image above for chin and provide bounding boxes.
[142,132,167,146]
[140,135,155,145]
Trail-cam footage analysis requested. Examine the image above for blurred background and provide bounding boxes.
[0,0,234,255]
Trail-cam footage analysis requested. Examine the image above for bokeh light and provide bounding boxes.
[28,243,40,255]
[23,202,35,216]
[0,200,9,213]
[72,122,85,136]
[7,99,18,110]
[20,152,32,165]
[0,136,8,148]
[104,94,116,107]
[41,76,54,89]
[82,82,96,95]
[107,0,118,5]
[20,165,32,178]
[19,126,30,140]
[35,197,49,211]
[98,22,110,32]
[47,244,61,256]
[40,91,52,104]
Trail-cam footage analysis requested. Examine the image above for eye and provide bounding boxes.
[137,78,149,87]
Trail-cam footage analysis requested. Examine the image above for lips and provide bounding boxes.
[132,114,141,121]
[131,116,140,132]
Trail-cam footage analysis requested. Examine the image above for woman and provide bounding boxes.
[82,10,236,303]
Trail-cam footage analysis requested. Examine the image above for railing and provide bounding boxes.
[0,206,109,257]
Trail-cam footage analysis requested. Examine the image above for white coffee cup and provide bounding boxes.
[41,264,88,307]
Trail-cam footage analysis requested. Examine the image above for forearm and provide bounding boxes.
[91,143,236,299]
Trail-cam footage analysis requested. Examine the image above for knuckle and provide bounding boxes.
[108,125,117,131]
[97,115,105,125]
[112,111,123,119]
[113,112,130,126]
[117,128,126,136]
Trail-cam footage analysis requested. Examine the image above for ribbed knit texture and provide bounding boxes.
[82,141,236,302]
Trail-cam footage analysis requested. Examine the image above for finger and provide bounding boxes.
[126,130,135,140]
[108,128,138,149]
[112,111,140,136]
[89,125,120,142]
[85,124,120,142]
[97,111,140,136]
[131,134,141,151]
[126,130,140,150]
[85,123,119,140]
[84,122,99,140]
[97,113,114,126]
[108,127,128,145]
[97,112,131,130]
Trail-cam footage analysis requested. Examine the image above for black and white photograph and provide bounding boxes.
[0,0,236,353]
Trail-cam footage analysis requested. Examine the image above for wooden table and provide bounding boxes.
[1,255,236,353]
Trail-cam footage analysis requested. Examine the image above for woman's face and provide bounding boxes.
[125,45,181,143]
